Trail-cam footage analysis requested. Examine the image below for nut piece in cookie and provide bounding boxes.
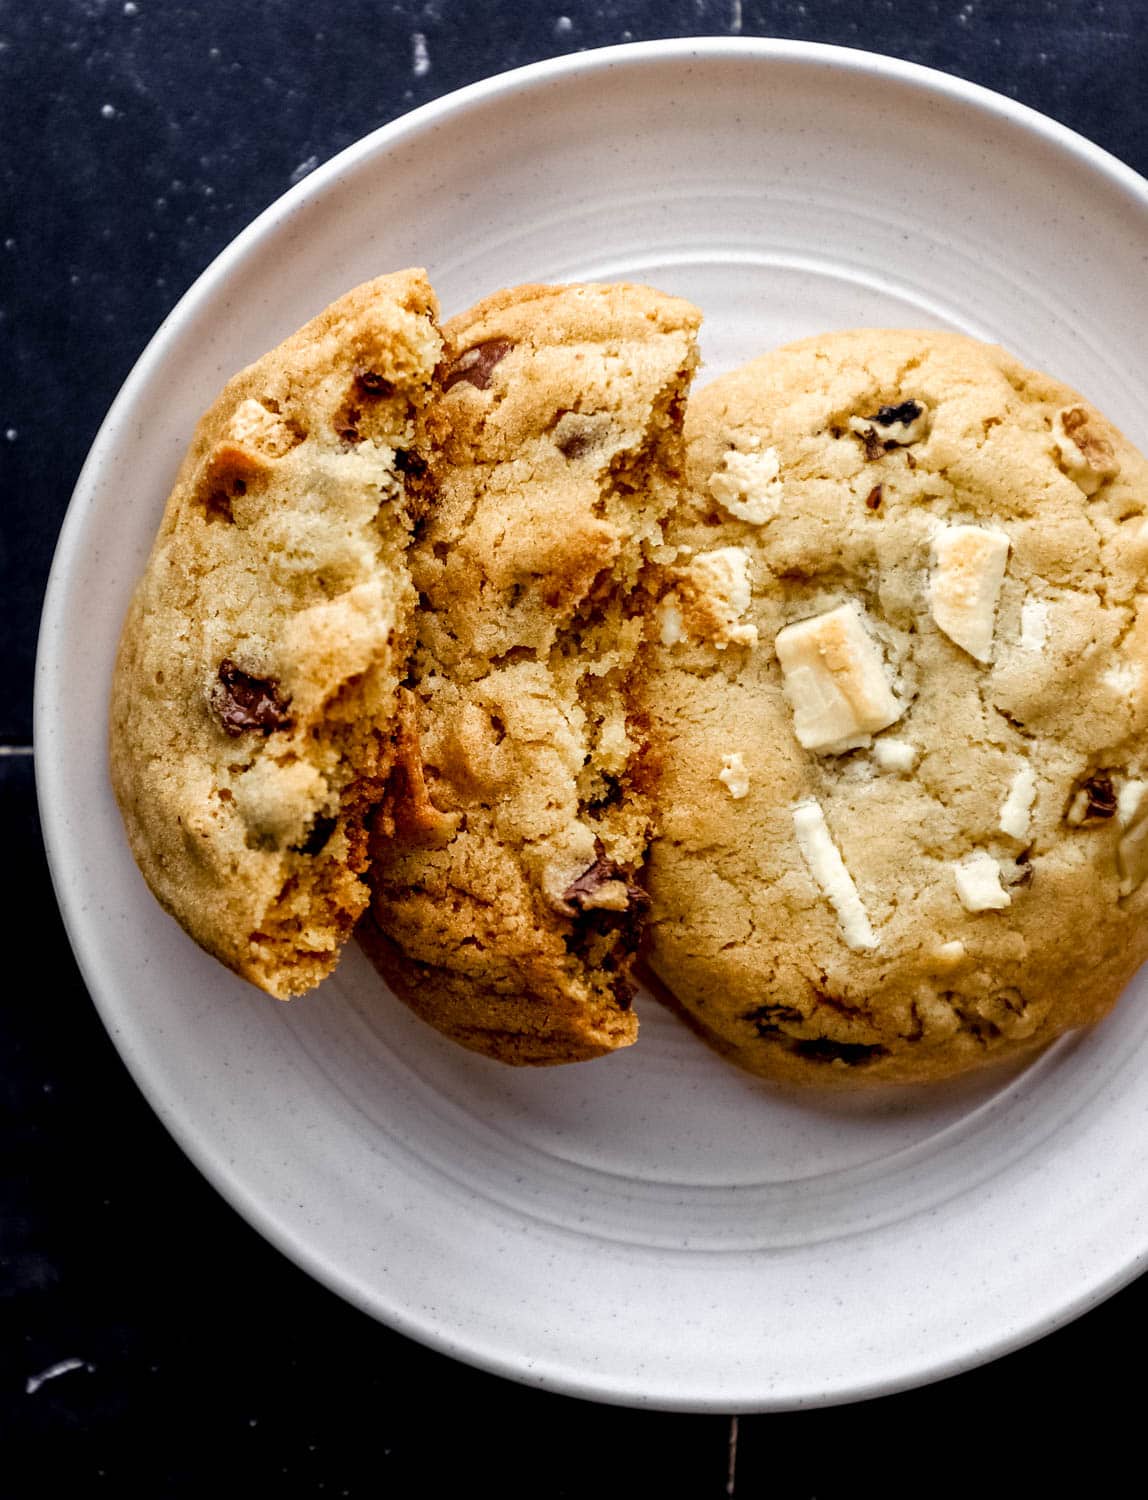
[646,327,1148,1087]
[110,271,442,998]
[363,280,702,1065]
[1052,404,1120,495]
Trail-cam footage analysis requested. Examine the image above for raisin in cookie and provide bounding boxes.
[646,329,1148,1086]
[111,271,441,998]
[361,282,701,1063]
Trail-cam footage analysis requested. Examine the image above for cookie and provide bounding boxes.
[361,282,701,1063]
[110,271,442,998]
[646,329,1148,1086]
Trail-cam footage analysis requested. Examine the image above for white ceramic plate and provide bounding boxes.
[37,40,1148,1411]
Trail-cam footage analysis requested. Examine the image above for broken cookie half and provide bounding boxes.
[110,271,442,998]
[360,281,702,1063]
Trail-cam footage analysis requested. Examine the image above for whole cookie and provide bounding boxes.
[647,329,1148,1086]
[362,282,701,1063]
[111,271,442,997]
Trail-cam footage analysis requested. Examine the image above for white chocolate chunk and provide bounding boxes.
[677,547,758,649]
[708,441,783,525]
[718,752,750,799]
[658,597,684,646]
[1052,405,1120,495]
[930,524,1010,663]
[1104,660,1139,699]
[934,939,967,967]
[954,850,1012,912]
[872,736,917,772]
[1119,814,1148,896]
[791,798,877,950]
[1019,596,1048,652]
[227,397,300,459]
[596,703,632,774]
[998,764,1037,840]
[1118,779,1147,828]
[775,603,902,754]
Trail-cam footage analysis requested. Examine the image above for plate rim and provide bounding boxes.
[34,36,1148,1412]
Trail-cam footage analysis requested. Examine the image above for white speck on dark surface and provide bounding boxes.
[5,428,17,441]
[26,1358,93,1396]
[554,14,573,33]
[100,103,116,119]
[730,0,743,33]
[123,0,138,13]
[290,154,319,185]
[412,32,430,77]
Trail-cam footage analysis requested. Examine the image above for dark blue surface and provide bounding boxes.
[4,1,1147,1491]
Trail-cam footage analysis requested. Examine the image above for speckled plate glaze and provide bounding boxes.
[37,40,1148,1411]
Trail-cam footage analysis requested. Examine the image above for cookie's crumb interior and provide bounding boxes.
[364,283,701,1061]
[110,272,442,998]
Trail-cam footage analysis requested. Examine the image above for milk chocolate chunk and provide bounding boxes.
[210,659,293,738]
[441,338,514,392]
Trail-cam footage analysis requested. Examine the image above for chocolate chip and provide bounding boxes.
[292,813,337,856]
[441,338,514,393]
[394,448,427,479]
[859,428,885,462]
[210,659,293,738]
[556,427,596,460]
[743,1003,805,1036]
[202,490,234,524]
[871,400,923,428]
[587,774,623,812]
[353,366,394,396]
[792,1038,888,1065]
[562,849,649,916]
[865,483,883,510]
[1085,774,1118,818]
[1067,771,1117,824]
